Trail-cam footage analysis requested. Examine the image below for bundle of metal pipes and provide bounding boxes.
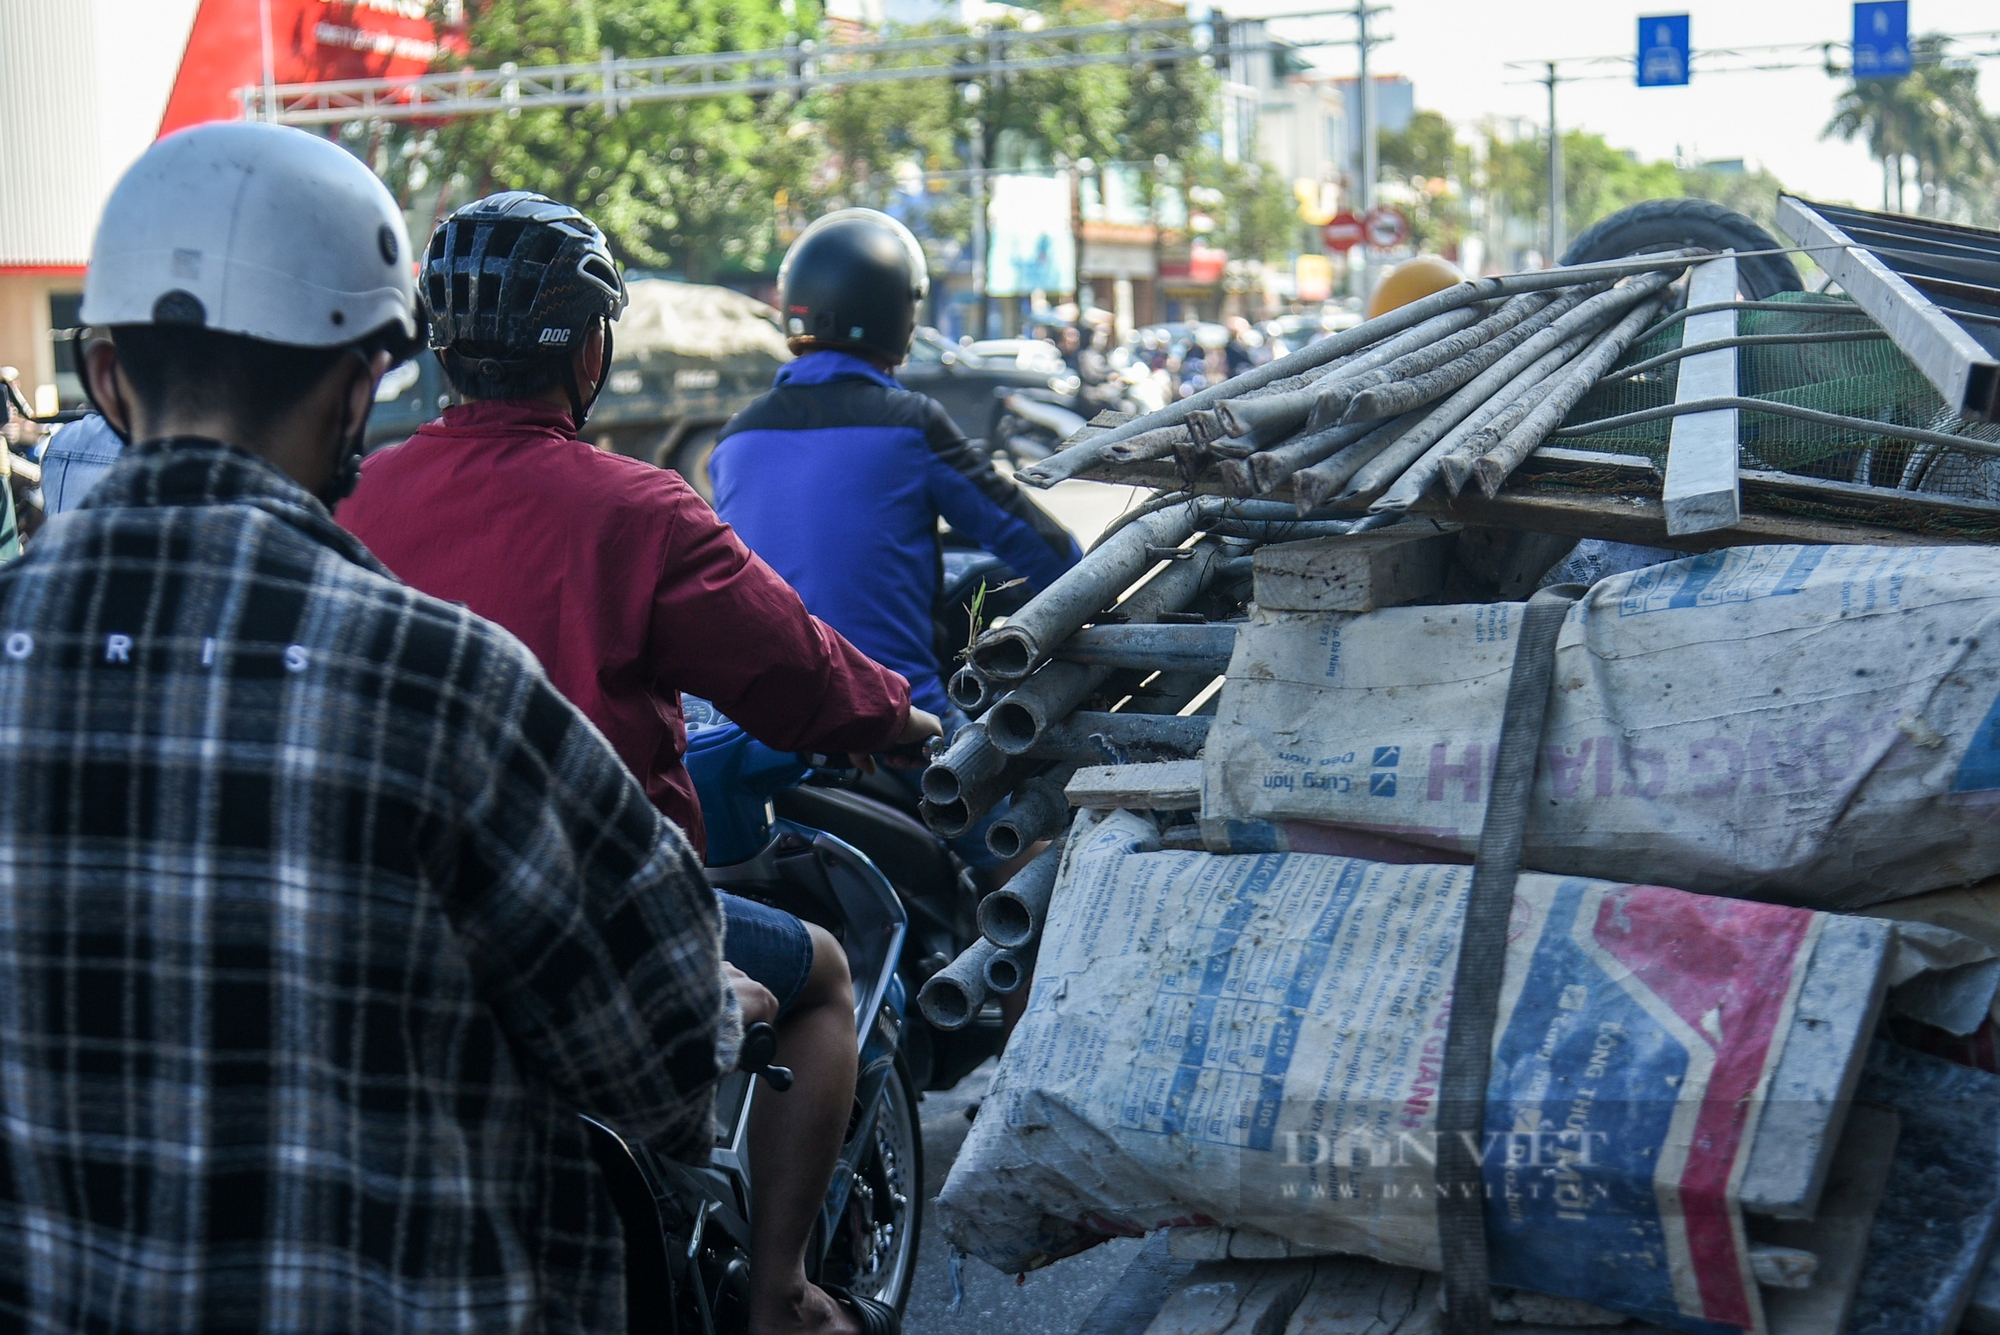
[914,253,1709,1031]
[914,497,1274,1028]
[1014,252,1701,515]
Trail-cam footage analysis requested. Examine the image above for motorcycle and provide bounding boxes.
[990,386,1088,468]
[585,637,1040,1331]
[988,354,1145,468]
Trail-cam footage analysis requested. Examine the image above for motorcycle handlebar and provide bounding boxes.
[737,1021,794,1093]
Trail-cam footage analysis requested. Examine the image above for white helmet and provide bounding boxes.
[81,122,417,353]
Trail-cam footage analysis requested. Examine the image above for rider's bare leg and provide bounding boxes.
[748,923,864,1335]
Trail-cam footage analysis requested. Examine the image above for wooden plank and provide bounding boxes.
[1144,1260,1318,1335]
[1663,256,1743,536]
[1167,1227,1237,1262]
[1067,760,1203,811]
[1229,1228,1296,1261]
[1284,1256,1438,1335]
[1758,1102,1901,1335]
[1409,487,1953,552]
[1966,1237,2000,1333]
[1073,1230,1201,1335]
[1847,1043,2000,1335]
[1748,1244,1818,1290]
[1252,527,1458,611]
[1740,916,1895,1218]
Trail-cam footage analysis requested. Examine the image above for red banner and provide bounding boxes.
[160,0,466,136]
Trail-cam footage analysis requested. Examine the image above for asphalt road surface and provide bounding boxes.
[901,479,1175,1332]
[901,1061,1195,1335]
[1013,476,1149,553]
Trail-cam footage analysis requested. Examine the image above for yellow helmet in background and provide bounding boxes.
[1366,255,1467,320]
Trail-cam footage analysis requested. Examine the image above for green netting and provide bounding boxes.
[1560,292,2000,499]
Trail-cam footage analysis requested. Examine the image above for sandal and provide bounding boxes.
[822,1283,902,1335]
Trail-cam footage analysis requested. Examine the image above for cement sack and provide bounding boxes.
[937,810,1993,1334]
[1203,544,2000,910]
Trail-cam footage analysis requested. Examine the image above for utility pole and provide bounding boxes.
[258,0,277,121]
[1353,0,1375,299]
[1543,61,1563,264]
[969,96,988,340]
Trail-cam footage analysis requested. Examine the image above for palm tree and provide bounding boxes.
[1825,34,2000,217]
[1827,69,1923,209]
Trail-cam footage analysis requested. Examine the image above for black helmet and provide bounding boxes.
[777,209,928,363]
[421,191,628,419]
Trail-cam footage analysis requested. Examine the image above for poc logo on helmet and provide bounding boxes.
[537,327,572,346]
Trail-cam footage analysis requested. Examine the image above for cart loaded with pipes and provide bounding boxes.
[912,197,2000,1335]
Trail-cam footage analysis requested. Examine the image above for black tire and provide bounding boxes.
[824,1056,924,1312]
[1561,198,1802,300]
[659,426,722,502]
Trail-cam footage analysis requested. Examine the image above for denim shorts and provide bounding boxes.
[718,891,815,1018]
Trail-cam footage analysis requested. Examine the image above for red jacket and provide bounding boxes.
[338,399,911,855]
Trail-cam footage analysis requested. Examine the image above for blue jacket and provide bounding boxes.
[711,350,1080,715]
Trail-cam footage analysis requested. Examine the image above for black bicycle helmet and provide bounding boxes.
[777,208,928,363]
[421,190,628,421]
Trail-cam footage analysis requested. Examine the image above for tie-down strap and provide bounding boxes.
[1435,583,1584,1335]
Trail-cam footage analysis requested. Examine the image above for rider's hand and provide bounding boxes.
[726,962,779,1029]
[849,706,944,774]
[886,707,944,768]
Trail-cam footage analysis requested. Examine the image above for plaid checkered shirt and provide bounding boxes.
[0,438,736,1333]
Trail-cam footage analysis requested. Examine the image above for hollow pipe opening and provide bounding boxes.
[948,668,992,713]
[974,634,1035,680]
[984,953,1025,995]
[980,896,1034,951]
[920,765,963,805]
[918,979,975,1030]
[984,820,1026,861]
[986,701,1041,754]
[923,797,974,838]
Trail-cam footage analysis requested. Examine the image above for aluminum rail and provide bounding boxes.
[1776,195,2000,422]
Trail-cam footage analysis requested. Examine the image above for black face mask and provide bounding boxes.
[317,350,383,510]
[562,318,615,430]
[316,421,369,508]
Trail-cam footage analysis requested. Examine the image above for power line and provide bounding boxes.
[1497,25,2000,263]
[1501,26,2000,84]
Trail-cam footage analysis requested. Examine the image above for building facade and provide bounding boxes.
[0,0,447,410]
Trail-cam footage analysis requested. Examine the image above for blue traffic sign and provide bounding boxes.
[1637,14,1691,88]
[1852,1,1911,79]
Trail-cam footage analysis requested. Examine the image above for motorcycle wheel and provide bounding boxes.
[1559,198,1803,301]
[658,426,722,502]
[822,1056,924,1312]
[987,409,1058,469]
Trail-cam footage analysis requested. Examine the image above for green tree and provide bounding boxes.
[805,43,960,206]
[1378,109,1461,182]
[1479,127,1736,254]
[431,0,813,280]
[1192,160,1299,263]
[1679,165,1790,233]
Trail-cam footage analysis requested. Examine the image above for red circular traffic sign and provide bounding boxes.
[1364,207,1407,249]
[1322,213,1365,253]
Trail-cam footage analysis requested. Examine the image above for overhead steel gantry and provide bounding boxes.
[238,10,1375,126]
